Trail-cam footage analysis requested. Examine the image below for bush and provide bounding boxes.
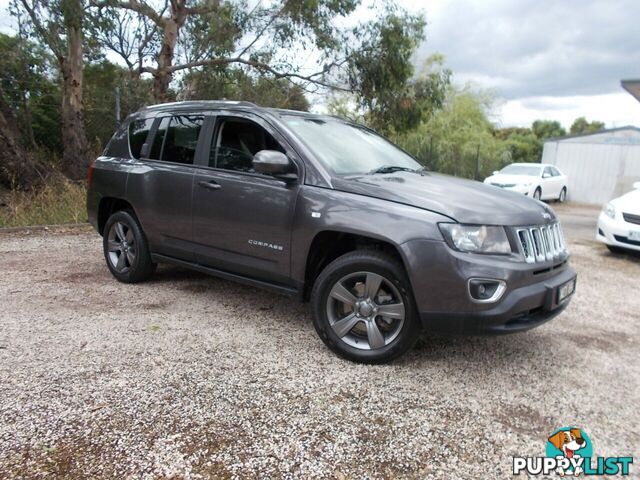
[0,180,87,228]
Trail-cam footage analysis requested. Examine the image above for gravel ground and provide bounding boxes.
[1,221,639,479]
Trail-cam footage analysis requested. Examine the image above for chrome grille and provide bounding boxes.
[515,223,566,263]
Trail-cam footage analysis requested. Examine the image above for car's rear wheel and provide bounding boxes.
[558,187,567,203]
[311,250,421,364]
[103,210,155,283]
[533,187,542,200]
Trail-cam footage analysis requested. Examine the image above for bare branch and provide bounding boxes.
[17,0,63,59]
[164,56,351,91]
[92,0,165,26]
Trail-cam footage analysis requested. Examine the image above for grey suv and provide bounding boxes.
[87,101,577,363]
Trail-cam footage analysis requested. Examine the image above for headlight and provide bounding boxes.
[439,224,512,254]
[521,182,532,187]
[603,203,616,219]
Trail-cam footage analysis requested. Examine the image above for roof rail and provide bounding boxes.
[142,100,258,110]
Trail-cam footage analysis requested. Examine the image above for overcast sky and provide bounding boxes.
[1,0,639,129]
[410,0,640,128]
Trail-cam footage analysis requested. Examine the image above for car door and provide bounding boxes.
[192,113,301,285]
[126,114,205,261]
[551,166,566,193]
[541,166,558,199]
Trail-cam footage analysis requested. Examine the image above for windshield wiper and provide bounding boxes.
[368,165,420,175]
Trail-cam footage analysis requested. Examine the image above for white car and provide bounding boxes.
[597,183,640,253]
[483,163,568,202]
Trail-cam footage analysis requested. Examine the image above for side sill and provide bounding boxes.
[151,253,301,299]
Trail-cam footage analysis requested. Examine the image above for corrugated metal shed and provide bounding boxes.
[541,126,640,204]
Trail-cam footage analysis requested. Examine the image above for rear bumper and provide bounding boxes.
[419,266,576,335]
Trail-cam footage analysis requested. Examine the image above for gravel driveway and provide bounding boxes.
[1,218,639,478]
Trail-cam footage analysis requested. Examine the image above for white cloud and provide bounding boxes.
[411,0,640,128]
[498,93,640,129]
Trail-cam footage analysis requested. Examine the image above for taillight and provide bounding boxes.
[87,161,95,187]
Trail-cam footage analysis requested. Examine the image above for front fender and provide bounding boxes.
[290,186,449,283]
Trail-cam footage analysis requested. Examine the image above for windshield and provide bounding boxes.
[283,116,422,175]
[500,164,542,176]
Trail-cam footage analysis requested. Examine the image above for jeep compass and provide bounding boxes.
[87,101,577,363]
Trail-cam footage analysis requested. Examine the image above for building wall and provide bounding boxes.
[542,130,640,204]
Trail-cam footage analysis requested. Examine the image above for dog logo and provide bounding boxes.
[513,426,633,477]
[548,428,588,460]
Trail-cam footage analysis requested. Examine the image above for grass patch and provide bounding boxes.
[0,180,87,228]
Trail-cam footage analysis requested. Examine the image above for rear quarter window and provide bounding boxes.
[128,117,155,159]
[103,122,130,158]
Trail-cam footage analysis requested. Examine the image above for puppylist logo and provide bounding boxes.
[513,427,633,476]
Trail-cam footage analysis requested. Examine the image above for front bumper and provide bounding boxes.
[596,212,640,252]
[400,239,576,335]
[486,183,533,196]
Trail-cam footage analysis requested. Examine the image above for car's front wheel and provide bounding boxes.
[103,210,155,283]
[606,245,626,254]
[533,187,542,200]
[311,250,421,364]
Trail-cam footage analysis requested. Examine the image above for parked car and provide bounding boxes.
[596,182,640,253]
[87,101,576,363]
[483,163,568,202]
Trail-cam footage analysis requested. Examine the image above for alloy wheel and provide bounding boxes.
[106,221,136,273]
[326,271,405,350]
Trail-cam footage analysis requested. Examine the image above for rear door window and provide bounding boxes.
[128,117,154,159]
[149,117,170,160]
[160,115,204,165]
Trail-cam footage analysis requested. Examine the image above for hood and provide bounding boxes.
[484,174,537,185]
[611,189,640,214]
[332,171,557,225]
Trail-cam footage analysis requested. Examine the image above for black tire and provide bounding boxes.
[558,187,567,203]
[533,187,542,200]
[606,245,626,254]
[311,250,421,364]
[102,210,155,283]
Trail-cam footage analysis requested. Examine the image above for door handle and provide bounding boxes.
[198,180,222,191]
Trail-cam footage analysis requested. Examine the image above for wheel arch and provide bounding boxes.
[97,197,137,235]
[302,230,410,301]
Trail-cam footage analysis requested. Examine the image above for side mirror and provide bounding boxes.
[634,181,640,190]
[253,150,296,180]
[493,171,499,176]
[542,172,551,178]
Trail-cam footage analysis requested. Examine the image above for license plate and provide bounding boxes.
[629,230,640,241]
[558,278,576,302]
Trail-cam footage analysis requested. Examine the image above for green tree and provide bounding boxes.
[532,119,566,140]
[14,0,92,179]
[570,117,605,135]
[179,68,310,111]
[395,88,507,179]
[0,33,62,156]
[497,128,542,164]
[94,0,432,123]
[83,60,153,148]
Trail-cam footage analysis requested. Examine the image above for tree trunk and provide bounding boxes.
[0,86,48,189]
[59,24,90,180]
[152,16,183,103]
